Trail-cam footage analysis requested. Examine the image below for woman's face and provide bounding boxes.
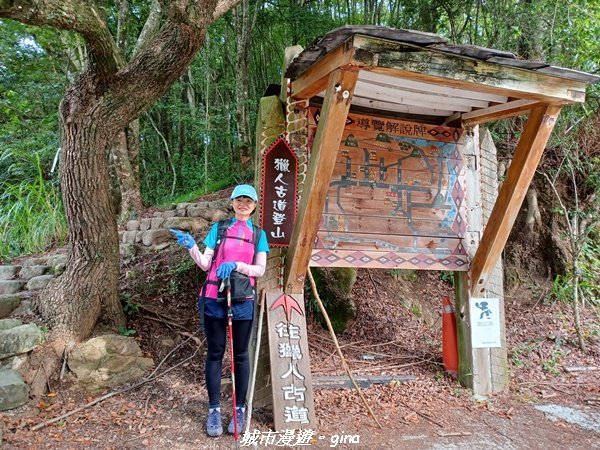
[232,196,257,220]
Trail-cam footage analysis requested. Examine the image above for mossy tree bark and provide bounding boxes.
[0,0,240,347]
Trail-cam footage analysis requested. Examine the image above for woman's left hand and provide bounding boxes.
[216,262,237,279]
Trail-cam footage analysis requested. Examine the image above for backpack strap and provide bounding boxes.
[251,224,262,264]
[198,218,232,327]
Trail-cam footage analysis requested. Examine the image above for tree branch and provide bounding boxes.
[0,0,122,78]
[214,0,242,20]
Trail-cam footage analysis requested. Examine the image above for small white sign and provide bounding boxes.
[470,297,501,348]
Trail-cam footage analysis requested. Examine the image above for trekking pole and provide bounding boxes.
[224,277,239,441]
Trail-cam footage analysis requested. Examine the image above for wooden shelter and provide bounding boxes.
[252,25,600,431]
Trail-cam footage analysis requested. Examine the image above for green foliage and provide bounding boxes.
[121,294,140,317]
[542,347,566,376]
[118,326,137,337]
[0,154,67,261]
[510,341,538,368]
[389,269,417,282]
[307,267,357,334]
[440,271,454,286]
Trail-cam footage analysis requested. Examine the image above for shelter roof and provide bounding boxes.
[285,25,600,125]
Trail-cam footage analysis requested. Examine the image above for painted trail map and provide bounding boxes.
[308,109,469,271]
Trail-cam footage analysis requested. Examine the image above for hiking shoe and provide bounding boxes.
[206,409,223,437]
[227,407,245,434]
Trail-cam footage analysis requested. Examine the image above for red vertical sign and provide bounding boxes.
[261,138,298,247]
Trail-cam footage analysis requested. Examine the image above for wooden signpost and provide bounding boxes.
[266,291,316,431]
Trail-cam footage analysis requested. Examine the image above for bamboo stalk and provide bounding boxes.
[307,268,382,429]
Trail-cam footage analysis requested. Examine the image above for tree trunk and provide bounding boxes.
[234,0,258,170]
[111,120,143,220]
[3,0,238,352]
[34,73,125,344]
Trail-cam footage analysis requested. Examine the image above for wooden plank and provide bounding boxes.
[291,41,356,99]
[470,104,561,295]
[308,108,464,143]
[315,232,465,253]
[353,36,588,104]
[354,80,487,111]
[266,291,316,431]
[350,96,453,116]
[318,214,459,238]
[310,248,469,271]
[462,99,541,126]
[359,70,508,103]
[313,374,415,389]
[285,69,359,293]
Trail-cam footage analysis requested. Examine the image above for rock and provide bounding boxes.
[0,354,27,371]
[139,218,151,231]
[150,217,164,229]
[0,369,29,411]
[186,206,207,217]
[150,242,171,251]
[210,210,231,223]
[26,275,54,291]
[18,265,49,280]
[0,294,21,319]
[48,263,66,276]
[11,299,32,317]
[122,230,137,244]
[126,220,140,231]
[46,254,68,267]
[162,210,177,219]
[0,323,43,359]
[68,335,154,390]
[163,217,209,234]
[0,280,26,295]
[21,257,47,266]
[0,319,22,331]
[141,229,171,247]
[0,266,20,281]
[119,244,138,259]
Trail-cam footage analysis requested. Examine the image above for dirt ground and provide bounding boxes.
[2,198,599,449]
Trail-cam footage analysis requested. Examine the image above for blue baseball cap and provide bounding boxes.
[231,184,258,202]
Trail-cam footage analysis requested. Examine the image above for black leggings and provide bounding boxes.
[204,315,253,408]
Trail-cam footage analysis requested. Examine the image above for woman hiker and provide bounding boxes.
[169,184,269,437]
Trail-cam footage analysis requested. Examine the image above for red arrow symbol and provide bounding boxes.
[270,294,304,322]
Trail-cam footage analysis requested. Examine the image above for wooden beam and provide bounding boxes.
[285,69,359,293]
[291,41,356,99]
[351,95,453,116]
[354,80,485,111]
[462,99,541,126]
[359,70,508,103]
[470,104,561,295]
[352,36,587,104]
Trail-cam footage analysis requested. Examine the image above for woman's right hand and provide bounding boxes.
[168,228,196,249]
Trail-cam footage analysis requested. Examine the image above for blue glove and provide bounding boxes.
[216,262,237,279]
[168,228,196,250]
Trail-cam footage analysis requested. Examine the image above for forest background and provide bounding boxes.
[1,0,599,342]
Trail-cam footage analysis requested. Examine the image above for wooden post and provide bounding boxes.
[284,68,359,293]
[266,291,316,431]
[251,95,285,410]
[470,104,561,296]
